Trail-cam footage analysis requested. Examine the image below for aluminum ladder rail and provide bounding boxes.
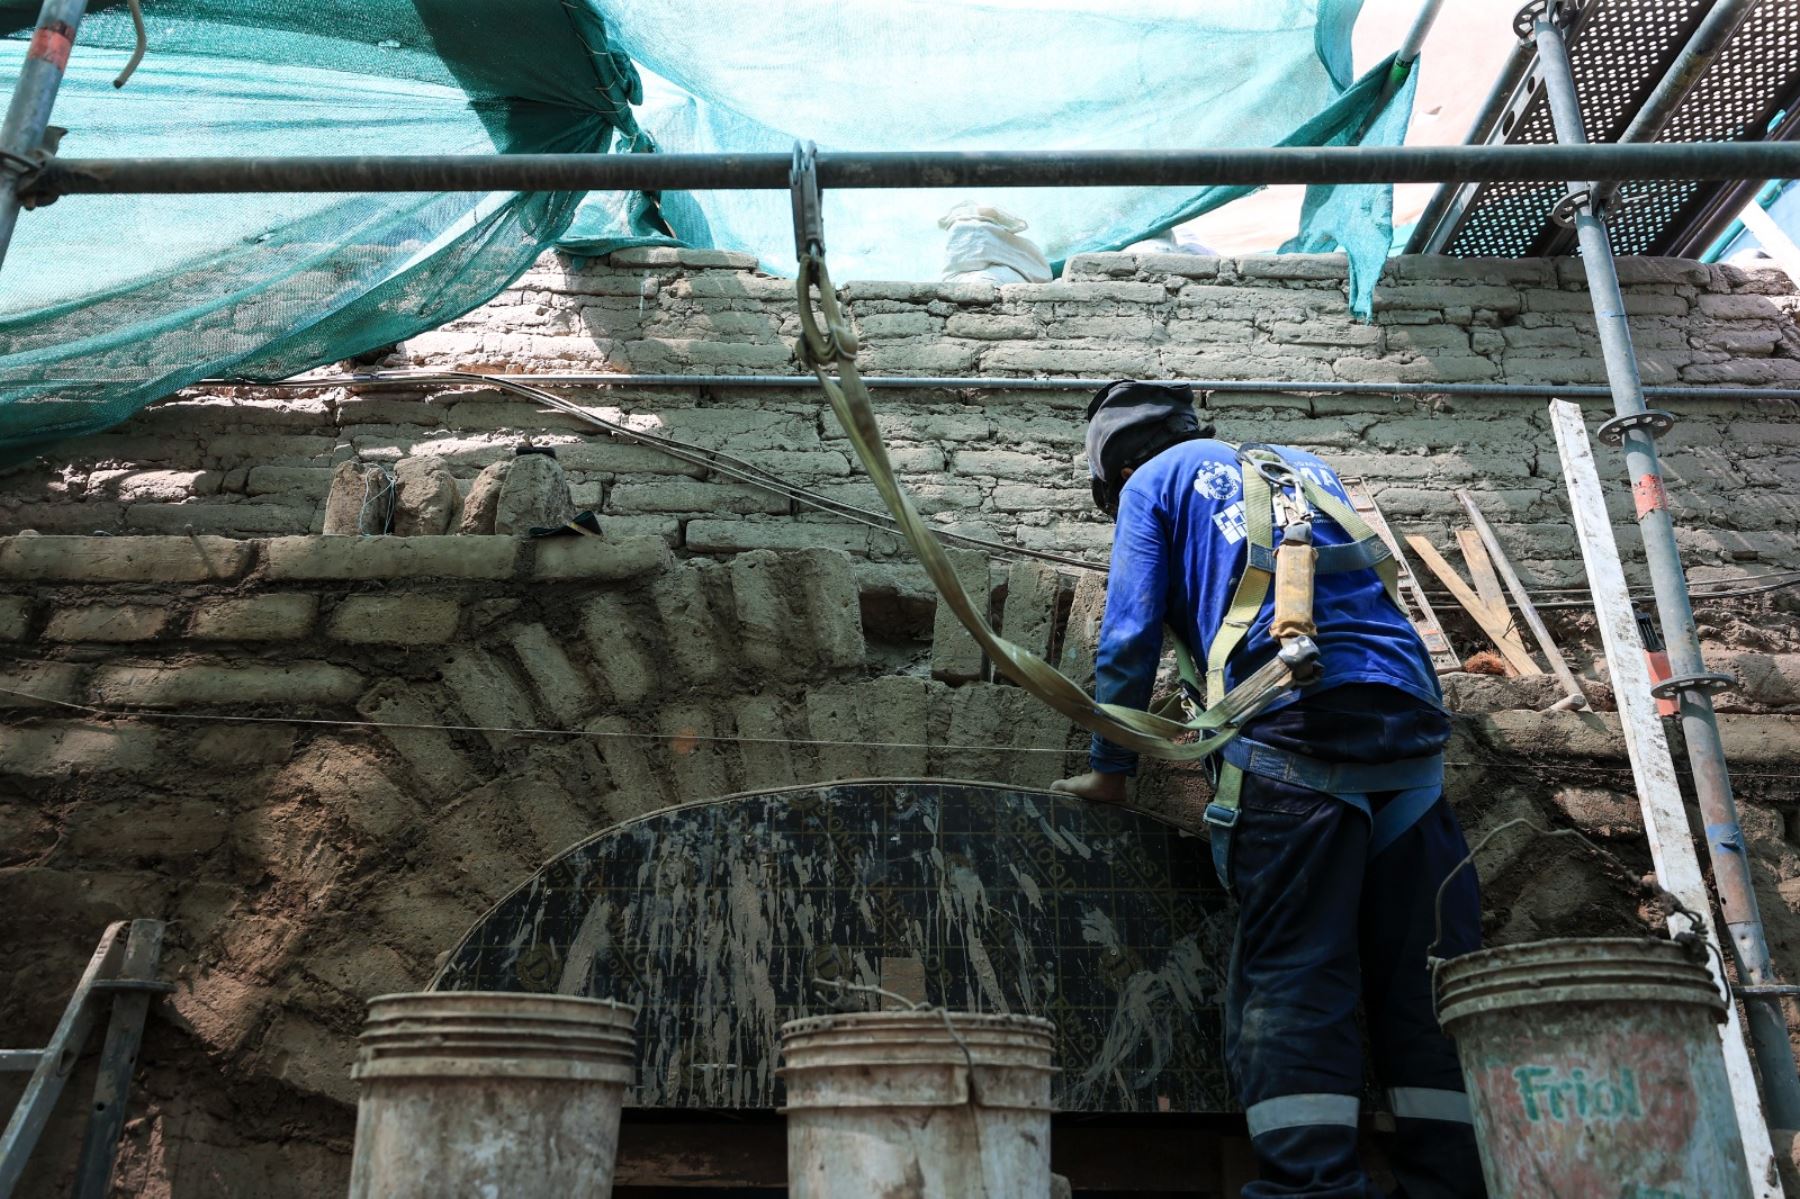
[0,919,169,1199]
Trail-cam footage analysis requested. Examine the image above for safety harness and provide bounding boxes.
[1197,446,1444,859]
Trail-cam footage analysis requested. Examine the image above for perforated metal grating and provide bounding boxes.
[1432,0,1800,259]
[1609,1,1800,254]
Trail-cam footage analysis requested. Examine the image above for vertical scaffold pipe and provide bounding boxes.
[0,0,87,273]
[1532,7,1800,1128]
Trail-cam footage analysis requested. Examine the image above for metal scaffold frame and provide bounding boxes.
[3,0,1800,272]
[1530,4,1800,1188]
[5,0,1800,1182]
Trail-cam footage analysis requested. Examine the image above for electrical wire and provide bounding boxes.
[239,372,1800,611]
[423,371,1105,575]
[0,684,1072,755]
[192,373,1800,608]
[5,683,1797,782]
[1414,570,1800,612]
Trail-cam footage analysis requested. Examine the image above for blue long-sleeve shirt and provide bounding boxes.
[1090,440,1443,774]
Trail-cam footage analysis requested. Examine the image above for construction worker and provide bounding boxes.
[1053,380,1486,1198]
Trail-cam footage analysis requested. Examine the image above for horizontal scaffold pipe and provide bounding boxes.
[232,370,1800,405]
[32,143,1800,196]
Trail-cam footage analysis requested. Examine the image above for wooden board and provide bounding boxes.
[1406,534,1543,676]
[1551,399,1775,1196]
[1340,480,1461,673]
[1456,528,1507,615]
[433,779,1236,1114]
[610,1114,1244,1194]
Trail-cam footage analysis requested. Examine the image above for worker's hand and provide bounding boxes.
[1050,771,1128,805]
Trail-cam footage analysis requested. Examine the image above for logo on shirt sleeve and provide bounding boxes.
[1193,462,1241,502]
[1212,500,1248,544]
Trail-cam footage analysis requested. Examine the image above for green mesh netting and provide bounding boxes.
[558,0,1413,315]
[1,0,1414,461]
[0,0,641,459]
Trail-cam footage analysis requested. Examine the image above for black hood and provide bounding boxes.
[1084,380,1213,513]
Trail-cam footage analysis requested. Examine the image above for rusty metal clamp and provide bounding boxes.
[5,125,66,210]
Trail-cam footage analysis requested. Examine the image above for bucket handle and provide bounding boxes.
[1427,817,1715,985]
[810,977,996,1196]
[810,977,988,1107]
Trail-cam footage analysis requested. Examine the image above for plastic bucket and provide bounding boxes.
[346,992,638,1199]
[779,1011,1056,1198]
[1436,937,1748,1199]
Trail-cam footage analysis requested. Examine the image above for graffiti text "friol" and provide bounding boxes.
[1513,1065,1645,1123]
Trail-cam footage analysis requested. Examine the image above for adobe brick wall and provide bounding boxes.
[3,530,1800,1193]
[4,248,1798,588]
[4,249,1800,1192]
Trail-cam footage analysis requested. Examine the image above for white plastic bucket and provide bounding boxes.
[346,991,637,1199]
[780,1011,1056,1198]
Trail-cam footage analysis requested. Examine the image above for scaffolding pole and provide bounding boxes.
[15,142,1800,201]
[0,0,87,272]
[1534,5,1800,1133]
[236,369,1800,405]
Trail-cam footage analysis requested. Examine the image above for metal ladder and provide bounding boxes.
[0,920,169,1199]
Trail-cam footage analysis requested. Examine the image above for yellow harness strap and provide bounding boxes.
[1205,447,1400,707]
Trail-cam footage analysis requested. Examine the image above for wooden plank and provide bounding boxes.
[1739,200,1800,291]
[611,1114,1240,1193]
[1550,399,1776,1198]
[1405,534,1543,676]
[1456,528,1507,615]
[0,922,128,1199]
[1456,490,1588,710]
[613,1118,786,1188]
[1341,480,1461,673]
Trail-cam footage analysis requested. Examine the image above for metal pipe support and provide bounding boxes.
[23,142,1800,199]
[0,0,87,272]
[1535,9,1800,1128]
[236,370,1800,405]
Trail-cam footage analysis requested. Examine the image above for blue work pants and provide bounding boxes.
[1216,687,1485,1198]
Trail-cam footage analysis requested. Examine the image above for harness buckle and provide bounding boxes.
[1203,801,1240,830]
[1277,634,1322,688]
[1238,442,1313,529]
[790,140,825,260]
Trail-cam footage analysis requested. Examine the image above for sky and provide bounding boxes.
[1181,0,1518,254]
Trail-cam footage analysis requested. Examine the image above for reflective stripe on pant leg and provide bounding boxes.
[1386,1087,1473,1125]
[1363,798,1487,1199]
[1246,1092,1361,1138]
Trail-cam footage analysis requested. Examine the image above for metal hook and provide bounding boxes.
[790,140,823,261]
[1236,442,1302,494]
[112,0,148,89]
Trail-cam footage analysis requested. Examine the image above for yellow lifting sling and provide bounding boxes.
[788,142,1400,769]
